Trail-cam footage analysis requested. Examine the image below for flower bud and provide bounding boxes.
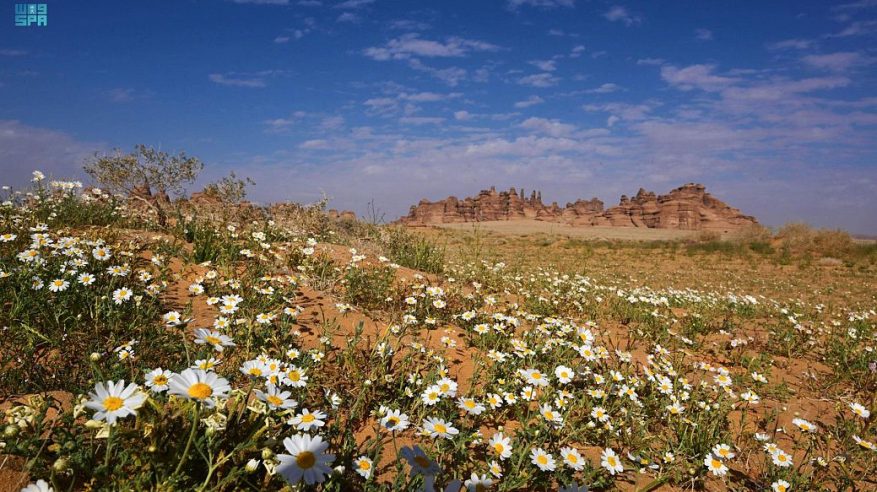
[53,457,69,472]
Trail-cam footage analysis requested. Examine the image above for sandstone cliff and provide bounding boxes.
[398,183,757,231]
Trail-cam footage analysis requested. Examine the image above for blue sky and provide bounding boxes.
[1,0,876,233]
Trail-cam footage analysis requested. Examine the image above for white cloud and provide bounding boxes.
[695,28,713,40]
[0,49,27,56]
[105,88,136,103]
[398,91,462,102]
[453,110,472,121]
[518,73,560,87]
[400,116,445,125]
[300,139,331,149]
[389,19,431,31]
[406,59,470,86]
[507,0,574,9]
[320,116,345,129]
[660,64,737,92]
[334,0,374,8]
[514,95,544,108]
[802,51,866,72]
[519,117,576,137]
[232,0,290,4]
[363,97,399,115]
[336,12,358,22]
[827,20,877,37]
[636,57,664,66]
[604,6,641,26]
[529,59,557,72]
[274,36,290,43]
[208,73,266,88]
[587,83,621,94]
[364,33,500,60]
[583,102,657,121]
[767,38,813,50]
[0,120,103,186]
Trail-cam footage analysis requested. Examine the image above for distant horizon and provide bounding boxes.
[1,0,875,234]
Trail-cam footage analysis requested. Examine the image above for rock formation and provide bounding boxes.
[399,187,555,224]
[398,183,757,231]
[327,209,357,221]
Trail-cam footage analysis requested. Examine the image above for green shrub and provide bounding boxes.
[381,227,445,274]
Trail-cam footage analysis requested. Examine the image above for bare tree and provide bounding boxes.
[83,144,203,226]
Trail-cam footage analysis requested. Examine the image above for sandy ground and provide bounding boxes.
[431,219,699,241]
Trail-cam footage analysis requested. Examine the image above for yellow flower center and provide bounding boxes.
[532,372,541,379]
[493,443,505,454]
[296,451,316,469]
[289,372,300,381]
[206,336,220,345]
[567,454,578,463]
[464,401,475,409]
[711,459,722,468]
[301,414,316,423]
[249,368,262,376]
[103,396,124,411]
[608,457,617,466]
[188,382,213,399]
[537,455,548,465]
[153,375,168,385]
[434,423,447,434]
[267,395,283,406]
[387,416,399,426]
[359,460,371,470]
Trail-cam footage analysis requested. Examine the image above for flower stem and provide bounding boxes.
[174,404,201,476]
[104,424,115,471]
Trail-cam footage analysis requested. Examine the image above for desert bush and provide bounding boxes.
[84,144,203,227]
[776,222,854,257]
[695,230,723,242]
[200,171,254,205]
[381,227,445,274]
[342,264,396,310]
[733,223,773,243]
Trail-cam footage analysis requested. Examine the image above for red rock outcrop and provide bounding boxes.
[399,187,555,225]
[398,183,757,231]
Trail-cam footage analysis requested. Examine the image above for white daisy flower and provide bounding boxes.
[84,380,146,425]
[144,368,171,393]
[530,447,556,471]
[290,408,327,431]
[276,434,335,485]
[601,448,624,475]
[168,369,231,408]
